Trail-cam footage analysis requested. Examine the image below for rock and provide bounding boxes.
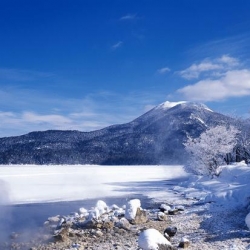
[58,217,66,227]
[138,228,174,250]
[133,207,148,224]
[71,243,84,249]
[168,209,179,215]
[48,215,61,224]
[80,218,98,229]
[164,227,177,237]
[163,231,171,241]
[88,207,100,220]
[159,204,171,213]
[79,207,89,217]
[96,200,109,215]
[125,199,141,221]
[111,204,120,210]
[114,208,125,218]
[53,227,69,242]
[178,237,190,248]
[157,212,167,221]
[115,217,131,230]
[175,205,185,211]
[102,220,114,230]
[125,199,148,224]
[94,230,104,237]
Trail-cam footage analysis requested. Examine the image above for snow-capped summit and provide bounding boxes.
[156,101,187,110]
[155,100,213,112]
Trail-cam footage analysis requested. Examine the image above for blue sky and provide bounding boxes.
[1,0,250,137]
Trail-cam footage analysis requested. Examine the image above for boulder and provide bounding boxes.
[164,226,177,237]
[157,212,168,221]
[115,217,131,230]
[178,237,190,248]
[125,199,141,221]
[138,228,174,250]
[159,204,171,213]
[125,199,148,224]
[53,227,69,242]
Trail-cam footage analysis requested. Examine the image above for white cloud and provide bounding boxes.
[217,55,239,66]
[0,87,166,137]
[178,55,239,80]
[178,69,250,101]
[157,67,170,74]
[22,112,72,126]
[120,14,137,21]
[111,41,123,50]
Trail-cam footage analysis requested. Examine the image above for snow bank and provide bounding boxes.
[176,162,250,207]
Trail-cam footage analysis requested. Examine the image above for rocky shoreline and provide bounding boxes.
[1,195,250,250]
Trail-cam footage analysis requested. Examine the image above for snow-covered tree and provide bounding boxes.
[184,125,239,176]
[233,118,250,163]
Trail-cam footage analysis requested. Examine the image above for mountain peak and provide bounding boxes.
[156,101,213,112]
[157,101,187,110]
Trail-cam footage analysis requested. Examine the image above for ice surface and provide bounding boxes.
[0,165,188,205]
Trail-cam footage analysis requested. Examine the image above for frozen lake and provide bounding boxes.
[0,165,189,239]
[0,165,188,205]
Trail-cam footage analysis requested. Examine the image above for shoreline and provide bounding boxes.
[1,190,250,249]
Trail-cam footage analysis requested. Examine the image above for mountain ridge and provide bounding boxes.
[0,101,235,165]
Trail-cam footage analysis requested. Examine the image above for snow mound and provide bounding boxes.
[178,162,250,206]
[138,228,172,250]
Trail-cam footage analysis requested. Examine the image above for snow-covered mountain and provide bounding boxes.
[0,101,235,165]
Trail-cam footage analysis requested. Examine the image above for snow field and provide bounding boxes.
[0,164,188,205]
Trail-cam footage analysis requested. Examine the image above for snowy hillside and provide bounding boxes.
[0,101,236,165]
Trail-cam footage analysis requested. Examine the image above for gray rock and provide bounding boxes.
[115,217,131,230]
[164,227,177,237]
[178,237,190,248]
[131,208,148,224]
[157,212,168,221]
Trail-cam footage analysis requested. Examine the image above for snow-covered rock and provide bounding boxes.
[178,236,190,248]
[125,199,141,220]
[138,228,173,250]
[125,199,148,224]
[157,211,167,221]
[96,200,109,215]
[79,207,88,216]
[88,207,100,220]
[115,217,131,230]
[160,203,171,212]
